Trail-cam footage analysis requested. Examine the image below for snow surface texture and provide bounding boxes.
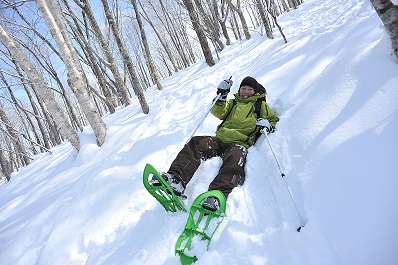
[1,0,397,264]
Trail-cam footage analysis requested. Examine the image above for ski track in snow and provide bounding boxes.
[1,0,398,264]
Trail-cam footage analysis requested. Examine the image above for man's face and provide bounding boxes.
[239,86,255,99]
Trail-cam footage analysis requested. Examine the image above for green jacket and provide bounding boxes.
[211,92,279,148]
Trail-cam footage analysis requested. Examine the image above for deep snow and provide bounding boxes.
[1,0,397,264]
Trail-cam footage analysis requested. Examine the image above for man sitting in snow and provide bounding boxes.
[151,76,279,211]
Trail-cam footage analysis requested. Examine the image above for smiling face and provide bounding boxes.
[239,86,256,99]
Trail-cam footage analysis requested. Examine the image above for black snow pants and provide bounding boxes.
[168,136,248,198]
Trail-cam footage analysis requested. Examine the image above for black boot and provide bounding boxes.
[150,172,186,199]
[202,196,220,212]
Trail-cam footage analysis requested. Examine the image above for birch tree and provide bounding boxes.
[255,0,274,39]
[147,0,194,69]
[193,0,224,52]
[0,104,30,165]
[35,0,107,146]
[214,0,231,46]
[77,0,133,107]
[370,0,398,57]
[139,2,179,72]
[1,3,85,132]
[101,0,150,114]
[61,0,116,114]
[0,24,81,150]
[0,70,49,154]
[0,147,12,181]
[182,0,215,66]
[226,0,251,40]
[130,0,163,90]
[267,0,287,43]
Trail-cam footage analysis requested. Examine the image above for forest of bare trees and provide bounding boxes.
[0,0,303,181]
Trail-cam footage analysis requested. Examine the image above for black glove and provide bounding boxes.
[217,79,233,101]
[267,125,276,134]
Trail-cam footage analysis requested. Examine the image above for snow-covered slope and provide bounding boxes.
[1,0,397,264]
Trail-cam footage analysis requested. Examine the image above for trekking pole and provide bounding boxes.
[261,128,306,232]
[185,93,221,144]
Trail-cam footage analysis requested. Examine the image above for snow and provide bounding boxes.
[1,0,397,264]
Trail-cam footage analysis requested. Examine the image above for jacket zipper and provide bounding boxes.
[245,106,254,118]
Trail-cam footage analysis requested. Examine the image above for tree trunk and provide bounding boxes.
[287,0,297,9]
[36,0,107,146]
[101,0,150,114]
[0,149,12,181]
[0,105,31,165]
[256,0,274,39]
[80,0,132,106]
[226,0,251,40]
[194,0,224,52]
[217,0,231,45]
[0,24,80,150]
[139,2,179,72]
[155,0,192,68]
[63,0,116,114]
[267,0,287,43]
[1,71,45,154]
[11,60,52,149]
[182,0,215,66]
[370,0,398,57]
[131,0,163,90]
[230,14,241,40]
[9,38,85,133]
[279,0,290,12]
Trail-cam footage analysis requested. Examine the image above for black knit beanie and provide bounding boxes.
[240,76,259,93]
